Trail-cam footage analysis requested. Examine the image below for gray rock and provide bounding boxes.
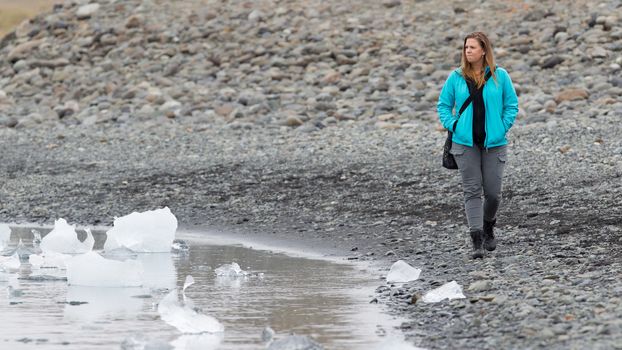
[76,4,100,20]
[468,280,493,293]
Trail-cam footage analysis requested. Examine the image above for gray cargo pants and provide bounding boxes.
[450,142,507,232]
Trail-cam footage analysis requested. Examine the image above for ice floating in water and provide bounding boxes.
[421,281,466,303]
[386,260,421,283]
[169,334,223,350]
[104,207,177,253]
[0,224,10,251]
[40,219,94,254]
[66,252,142,287]
[183,275,195,293]
[158,287,224,334]
[29,251,72,270]
[214,262,249,277]
[0,252,21,271]
[172,239,190,252]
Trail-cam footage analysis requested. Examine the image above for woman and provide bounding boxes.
[437,32,519,259]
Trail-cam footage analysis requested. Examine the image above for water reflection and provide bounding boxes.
[64,286,144,321]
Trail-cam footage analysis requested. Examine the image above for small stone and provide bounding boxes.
[76,4,101,19]
[285,116,303,127]
[375,122,401,129]
[377,113,396,121]
[493,295,508,304]
[7,39,45,62]
[555,88,589,103]
[0,115,18,128]
[541,56,564,69]
[480,295,496,302]
[125,15,143,29]
[468,280,493,292]
[544,100,557,113]
[383,0,401,8]
[588,47,608,59]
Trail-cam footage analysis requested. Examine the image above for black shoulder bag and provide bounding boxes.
[442,71,492,169]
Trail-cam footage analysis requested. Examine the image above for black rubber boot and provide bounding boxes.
[483,219,497,251]
[470,230,485,259]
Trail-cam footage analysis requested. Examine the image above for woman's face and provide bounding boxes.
[464,38,485,65]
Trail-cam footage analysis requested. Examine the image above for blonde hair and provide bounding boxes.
[460,32,496,88]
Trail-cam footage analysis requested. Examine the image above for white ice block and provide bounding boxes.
[421,281,466,303]
[66,252,143,287]
[158,289,224,334]
[170,334,223,350]
[214,262,248,277]
[104,207,178,253]
[40,219,94,254]
[386,260,421,283]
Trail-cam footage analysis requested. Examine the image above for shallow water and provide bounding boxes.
[0,225,402,349]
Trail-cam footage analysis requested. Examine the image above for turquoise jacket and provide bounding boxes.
[437,66,518,148]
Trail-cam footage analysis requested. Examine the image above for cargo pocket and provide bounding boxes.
[496,153,507,180]
[449,143,466,156]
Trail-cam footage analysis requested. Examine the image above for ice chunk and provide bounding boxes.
[40,219,94,254]
[172,239,190,253]
[214,262,248,277]
[0,224,10,250]
[183,275,195,293]
[104,207,178,253]
[262,326,276,343]
[28,251,72,269]
[170,334,223,350]
[386,260,421,283]
[0,252,21,271]
[66,252,143,287]
[421,281,466,303]
[158,289,224,334]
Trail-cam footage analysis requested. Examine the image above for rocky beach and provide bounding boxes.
[0,0,621,349]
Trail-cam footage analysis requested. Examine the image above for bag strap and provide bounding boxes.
[452,70,492,132]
